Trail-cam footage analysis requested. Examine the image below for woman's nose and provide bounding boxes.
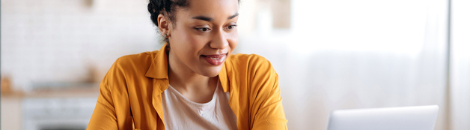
[210,29,229,49]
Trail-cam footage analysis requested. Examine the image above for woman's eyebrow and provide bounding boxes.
[228,13,239,19]
[192,16,212,21]
[191,13,239,22]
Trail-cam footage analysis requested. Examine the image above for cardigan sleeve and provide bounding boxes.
[248,55,288,130]
[87,57,134,130]
[87,77,119,130]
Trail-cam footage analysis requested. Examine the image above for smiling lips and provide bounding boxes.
[201,54,226,66]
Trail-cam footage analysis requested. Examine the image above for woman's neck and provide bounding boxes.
[167,50,218,103]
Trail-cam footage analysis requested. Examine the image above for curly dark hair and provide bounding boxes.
[147,0,239,43]
[147,0,189,28]
[147,0,240,27]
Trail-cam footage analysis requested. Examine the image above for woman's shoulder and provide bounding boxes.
[228,53,270,65]
[226,54,281,112]
[112,50,157,69]
[105,50,158,80]
[226,54,277,84]
[228,53,274,72]
[116,50,156,65]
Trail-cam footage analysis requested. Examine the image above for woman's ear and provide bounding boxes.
[157,14,171,38]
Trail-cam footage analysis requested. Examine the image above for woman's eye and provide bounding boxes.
[226,25,237,30]
[195,27,211,32]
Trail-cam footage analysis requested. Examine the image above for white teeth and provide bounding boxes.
[208,56,224,62]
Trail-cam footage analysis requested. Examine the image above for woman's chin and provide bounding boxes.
[198,65,223,77]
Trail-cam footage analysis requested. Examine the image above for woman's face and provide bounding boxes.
[167,0,239,77]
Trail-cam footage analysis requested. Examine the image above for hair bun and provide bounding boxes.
[148,0,163,27]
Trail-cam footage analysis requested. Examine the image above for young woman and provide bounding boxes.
[87,0,287,129]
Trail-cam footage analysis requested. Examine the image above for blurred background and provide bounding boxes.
[1,0,469,129]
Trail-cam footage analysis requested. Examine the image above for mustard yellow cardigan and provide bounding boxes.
[87,44,288,130]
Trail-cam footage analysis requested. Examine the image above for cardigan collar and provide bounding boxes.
[144,43,231,93]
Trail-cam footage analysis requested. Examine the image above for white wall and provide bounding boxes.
[1,0,161,91]
[237,0,449,129]
[450,0,470,129]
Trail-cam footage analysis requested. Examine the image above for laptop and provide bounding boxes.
[326,105,439,130]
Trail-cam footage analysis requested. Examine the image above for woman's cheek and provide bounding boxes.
[188,33,208,50]
[227,33,238,51]
[183,32,207,59]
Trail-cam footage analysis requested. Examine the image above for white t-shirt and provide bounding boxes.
[162,81,238,130]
